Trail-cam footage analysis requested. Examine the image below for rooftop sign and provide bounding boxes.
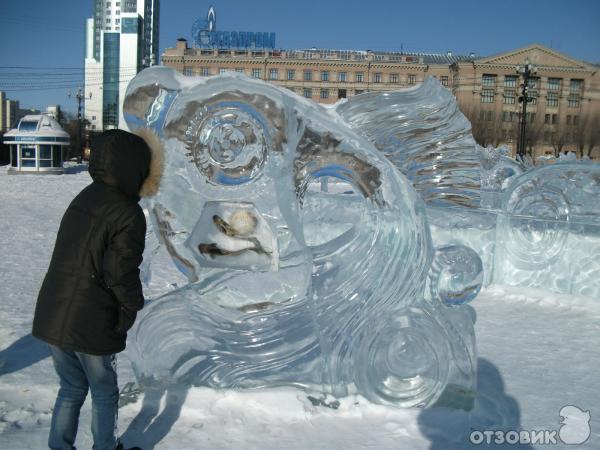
[192,6,276,50]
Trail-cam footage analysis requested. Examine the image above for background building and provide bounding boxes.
[84,0,159,131]
[162,41,600,159]
[0,91,20,133]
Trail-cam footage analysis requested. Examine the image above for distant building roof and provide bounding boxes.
[4,114,69,140]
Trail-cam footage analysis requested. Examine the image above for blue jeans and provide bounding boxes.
[48,345,118,450]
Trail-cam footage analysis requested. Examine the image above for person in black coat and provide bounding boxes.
[32,128,164,450]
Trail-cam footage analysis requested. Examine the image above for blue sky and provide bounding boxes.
[1,0,599,113]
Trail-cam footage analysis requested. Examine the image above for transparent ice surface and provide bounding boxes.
[123,67,479,409]
[337,77,523,211]
[493,163,600,297]
[337,78,599,299]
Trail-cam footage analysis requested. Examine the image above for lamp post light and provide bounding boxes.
[516,58,537,160]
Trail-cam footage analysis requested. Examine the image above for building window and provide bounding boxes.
[568,95,580,108]
[116,10,120,15]
[320,88,329,99]
[503,90,516,104]
[527,77,539,89]
[547,92,558,107]
[201,67,210,76]
[482,74,496,87]
[252,69,261,78]
[570,79,583,93]
[389,73,399,83]
[504,75,517,88]
[321,71,329,82]
[338,89,347,99]
[566,115,572,125]
[408,74,416,85]
[106,18,111,24]
[573,115,579,125]
[548,78,561,91]
[355,72,364,82]
[269,69,278,80]
[303,88,312,98]
[183,68,193,76]
[235,68,244,73]
[528,92,538,105]
[481,89,494,103]
[440,76,448,86]
[219,68,227,74]
[338,71,347,82]
[373,72,382,83]
[287,69,295,80]
[304,70,312,81]
[552,114,558,124]
[115,18,120,24]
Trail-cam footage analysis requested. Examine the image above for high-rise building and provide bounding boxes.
[0,92,20,133]
[84,0,159,131]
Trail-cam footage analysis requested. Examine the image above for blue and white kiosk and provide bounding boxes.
[4,114,70,174]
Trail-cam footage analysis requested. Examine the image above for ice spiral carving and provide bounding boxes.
[493,163,600,296]
[123,67,479,409]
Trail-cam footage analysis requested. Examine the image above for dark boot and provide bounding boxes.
[116,443,142,450]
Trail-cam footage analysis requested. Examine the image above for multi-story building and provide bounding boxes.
[0,92,20,133]
[84,0,159,131]
[162,41,600,158]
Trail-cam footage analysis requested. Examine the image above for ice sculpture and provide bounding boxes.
[337,78,599,299]
[494,162,600,298]
[337,77,523,210]
[123,67,481,409]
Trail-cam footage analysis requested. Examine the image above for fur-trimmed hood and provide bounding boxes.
[135,128,165,198]
[89,128,164,200]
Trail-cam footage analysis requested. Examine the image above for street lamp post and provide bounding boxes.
[68,88,92,163]
[516,58,537,160]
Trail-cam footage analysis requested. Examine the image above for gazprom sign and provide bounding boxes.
[207,31,276,49]
[192,6,276,50]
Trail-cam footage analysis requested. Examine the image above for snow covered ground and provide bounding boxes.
[0,166,598,450]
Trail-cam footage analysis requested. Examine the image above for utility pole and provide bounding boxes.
[68,88,91,163]
[516,58,537,160]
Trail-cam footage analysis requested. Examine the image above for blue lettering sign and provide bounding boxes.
[230,31,239,48]
[197,28,276,49]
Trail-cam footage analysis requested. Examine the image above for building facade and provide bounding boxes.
[84,0,159,131]
[0,91,20,133]
[162,41,600,158]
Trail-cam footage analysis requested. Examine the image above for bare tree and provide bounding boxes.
[572,116,588,158]
[586,113,600,159]
[463,106,508,148]
[550,122,570,157]
[523,119,543,158]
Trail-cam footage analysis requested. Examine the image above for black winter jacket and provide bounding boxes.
[33,130,154,355]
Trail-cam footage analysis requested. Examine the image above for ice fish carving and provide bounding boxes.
[123,67,481,409]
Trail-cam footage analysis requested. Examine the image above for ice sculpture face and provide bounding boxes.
[123,67,480,409]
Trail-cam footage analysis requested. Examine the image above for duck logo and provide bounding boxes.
[559,405,591,445]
